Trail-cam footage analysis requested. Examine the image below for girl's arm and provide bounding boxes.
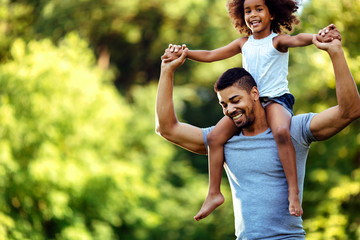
[167,37,247,63]
[274,33,314,52]
[275,28,342,53]
[187,38,245,62]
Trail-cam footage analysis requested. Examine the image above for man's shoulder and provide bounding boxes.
[290,112,317,146]
[291,113,316,124]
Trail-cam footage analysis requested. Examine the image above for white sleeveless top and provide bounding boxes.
[242,32,290,98]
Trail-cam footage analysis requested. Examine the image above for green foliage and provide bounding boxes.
[0,0,359,239]
[0,33,235,239]
[288,1,360,238]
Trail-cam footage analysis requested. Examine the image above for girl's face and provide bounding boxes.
[244,0,273,39]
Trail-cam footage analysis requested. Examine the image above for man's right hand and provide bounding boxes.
[156,45,206,155]
[161,46,188,72]
[161,44,186,63]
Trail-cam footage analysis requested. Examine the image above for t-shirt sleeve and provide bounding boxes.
[291,113,318,147]
[202,126,215,153]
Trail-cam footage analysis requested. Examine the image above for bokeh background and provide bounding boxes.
[0,0,359,239]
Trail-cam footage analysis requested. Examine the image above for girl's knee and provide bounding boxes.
[273,126,291,144]
[207,131,217,146]
[207,131,225,147]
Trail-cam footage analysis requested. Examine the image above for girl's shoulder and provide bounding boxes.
[272,34,291,52]
[273,33,291,40]
[238,36,249,48]
[272,34,294,43]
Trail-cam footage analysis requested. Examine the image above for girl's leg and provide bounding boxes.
[265,103,303,217]
[194,116,238,221]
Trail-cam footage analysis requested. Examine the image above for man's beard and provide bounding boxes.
[234,102,255,128]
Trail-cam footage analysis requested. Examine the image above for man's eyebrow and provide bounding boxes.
[219,95,240,105]
[229,95,239,101]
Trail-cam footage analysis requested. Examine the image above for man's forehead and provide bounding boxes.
[217,86,247,102]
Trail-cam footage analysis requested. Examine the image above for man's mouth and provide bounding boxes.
[232,112,243,120]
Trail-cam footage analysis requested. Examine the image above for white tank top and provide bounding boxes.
[242,32,290,98]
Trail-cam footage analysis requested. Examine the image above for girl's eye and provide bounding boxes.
[257,8,263,12]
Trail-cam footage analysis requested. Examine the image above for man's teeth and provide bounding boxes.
[233,113,243,120]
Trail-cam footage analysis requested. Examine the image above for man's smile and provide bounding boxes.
[232,112,244,120]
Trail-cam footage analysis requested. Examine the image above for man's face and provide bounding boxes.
[217,85,256,128]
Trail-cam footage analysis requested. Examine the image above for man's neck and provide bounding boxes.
[241,107,269,136]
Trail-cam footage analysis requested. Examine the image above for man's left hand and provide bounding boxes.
[313,24,342,53]
[318,24,342,43]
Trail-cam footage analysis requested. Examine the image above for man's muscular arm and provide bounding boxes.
[310,25,360,140]
[156,48,207,154]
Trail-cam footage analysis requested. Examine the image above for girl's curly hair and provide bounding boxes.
[227,0,300,36]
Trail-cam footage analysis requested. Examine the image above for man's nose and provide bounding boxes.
[227,104,236,116]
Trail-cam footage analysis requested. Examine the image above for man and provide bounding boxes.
[155,25,360,239]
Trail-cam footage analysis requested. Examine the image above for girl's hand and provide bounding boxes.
[169,44,187,53]
[318,24,342,43]
[161,47,188,71]
[161,44,186,63]
[313,33,342,54]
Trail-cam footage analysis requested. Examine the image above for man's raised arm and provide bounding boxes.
[155,48,207,154]
[310,25,360,140]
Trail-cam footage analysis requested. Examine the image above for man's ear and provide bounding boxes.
[250,86,260,101]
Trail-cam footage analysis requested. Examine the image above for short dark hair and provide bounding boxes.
[214,67,257,93]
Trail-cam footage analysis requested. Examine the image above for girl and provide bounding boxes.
[164,0,319,221]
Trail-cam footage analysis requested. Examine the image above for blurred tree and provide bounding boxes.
[0,34,235,239]
[0,0,243,170]
[0,0,358,239]
[0,0,237,89]
[287,1,360,239]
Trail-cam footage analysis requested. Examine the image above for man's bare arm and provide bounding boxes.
[155,49,207,154]
[310,27,360,140]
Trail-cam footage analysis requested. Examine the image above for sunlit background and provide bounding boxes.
[0,0,359,239]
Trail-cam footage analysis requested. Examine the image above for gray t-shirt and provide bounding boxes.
[202,113,317,239]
